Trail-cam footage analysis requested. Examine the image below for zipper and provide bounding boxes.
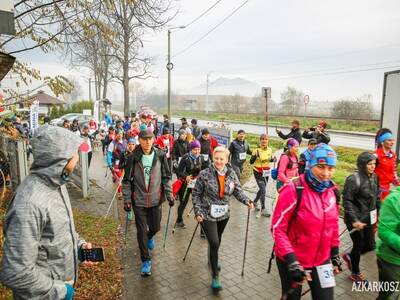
[312,192,326,267]
[138,162,151,208]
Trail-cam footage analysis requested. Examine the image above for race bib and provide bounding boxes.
[239,152,246,160]
[262,169,271,177]
[187,178,197,189]
[203,154,209,161]
[316,263,336,288]
[210,204,229,218]
[370,209,377,225]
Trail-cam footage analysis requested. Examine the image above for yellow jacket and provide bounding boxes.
[251,147,273,172]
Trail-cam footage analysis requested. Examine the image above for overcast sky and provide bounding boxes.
[5,0,400,107]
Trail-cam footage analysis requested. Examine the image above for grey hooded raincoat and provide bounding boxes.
[0,125,86,300]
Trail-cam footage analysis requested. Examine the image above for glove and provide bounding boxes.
[167,196,175,207]
[124,202,132,212]
[127,211,133,221]
[288,261,306,283]
[65,283,75,300]
[173,161,178,170]
[331,254,342,272]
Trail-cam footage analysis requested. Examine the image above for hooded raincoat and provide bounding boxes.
[0,125,86,300]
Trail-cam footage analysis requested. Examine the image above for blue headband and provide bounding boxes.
[378,132,393,144]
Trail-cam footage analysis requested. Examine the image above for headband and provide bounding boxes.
[378,132,393,144]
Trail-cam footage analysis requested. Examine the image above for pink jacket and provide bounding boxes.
[277,153,299,184]
[271,174,340,268]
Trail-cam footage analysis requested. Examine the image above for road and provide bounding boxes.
[172,117,375,150]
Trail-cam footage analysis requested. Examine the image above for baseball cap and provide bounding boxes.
[139,128,154,139]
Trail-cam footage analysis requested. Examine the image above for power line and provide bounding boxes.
[263,64,400,81]
[184,0,225,28]
[173,0,250,58]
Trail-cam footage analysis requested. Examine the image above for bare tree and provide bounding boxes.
[280,86,304,116]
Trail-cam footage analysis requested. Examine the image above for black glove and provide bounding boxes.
[167,196,174,207]
[288,261,306,283]
[124,202,132,212]
[331,255,342,272]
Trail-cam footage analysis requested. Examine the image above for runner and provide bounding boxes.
[198,128,218,165]
[302,120,330,144]
[191,119,201,139]
[106,129,127,198]
[174,140,207,229]
[80,125,93,167]
[123,115,131,132]
[298,138,317,174]
[276,119,302,146]
[155,127,174,172]
[122,128,174,276]
[271,143,341,300]
[228,129,252,180]
[376,186,400,300]
[277,138,299,190]
[70,119,81,135]
[102,126,115,156]
[172,129,190,173]
[192,146,253,290]
[249,133,274,218]
[341,152,379,283]
[374,128,400,201]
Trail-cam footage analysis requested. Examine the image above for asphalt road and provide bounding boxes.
[172,117,375,150]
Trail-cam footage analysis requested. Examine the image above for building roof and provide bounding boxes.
[27,90,65,105]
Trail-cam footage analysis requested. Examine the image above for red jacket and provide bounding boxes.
[155,135,174,157]
[375,147,400,188]
[271,175,340,268]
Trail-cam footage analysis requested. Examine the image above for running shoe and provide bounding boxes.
[148,238,155,251]
[211,277,222,290]
[349,273,368,283]
[174,221,186,229]
[140,260,152,276]
[261,209,271,217]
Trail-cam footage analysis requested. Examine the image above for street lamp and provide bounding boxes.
[167,25,186,121]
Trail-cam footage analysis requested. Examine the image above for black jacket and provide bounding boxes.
[122,146,173,208]
[343,152,380,226]
[228,139,252,166]
[172,138,189,161]
[177,153,208,179]
[278,127,302,145]
[302,129,330,144]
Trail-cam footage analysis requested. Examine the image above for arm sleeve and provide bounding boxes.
[271,184,297,259]
[302,131,312,139]
[160,154,173,200]
[172,143,179,161]
[319,132,331,144]
[298,153,306,175]
[330,203,340,250]
[378,195,400,253]
[342,175,360,224]
[278,131,289,140]
[177,157,188,179]
[392,158,400,186]
[122,156,134,205]
[249,149,258,165]
[191,172,207,218]
[106,143,114,166]
[0,204,67,299]
[277,155,290,183]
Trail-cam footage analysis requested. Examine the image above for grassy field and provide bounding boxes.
[239,133,363,190]
[0,193,122,300]
[175,110,379,133]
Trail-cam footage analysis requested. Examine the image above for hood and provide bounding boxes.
[356,151,376,175]
[30,125,83,187]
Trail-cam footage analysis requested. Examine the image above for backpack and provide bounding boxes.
[271,153,297,180]
[267,181,340,273]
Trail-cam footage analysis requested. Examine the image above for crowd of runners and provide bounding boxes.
[0,111,399,300]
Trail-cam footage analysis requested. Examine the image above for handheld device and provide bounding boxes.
[78,247,105,262]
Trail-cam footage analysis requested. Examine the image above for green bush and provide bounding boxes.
[48,100,94,120]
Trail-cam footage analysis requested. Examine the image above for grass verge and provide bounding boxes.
[176,110,379,133]
[0,193,122,300]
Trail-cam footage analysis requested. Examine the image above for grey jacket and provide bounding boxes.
[192,165,251,221]
[122,146,173,208]
[0,125,85,300]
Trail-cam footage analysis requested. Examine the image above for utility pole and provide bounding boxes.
[166,26,185,121]
[89,78,92,101]
[262,87,271,135]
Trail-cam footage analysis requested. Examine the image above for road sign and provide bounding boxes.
[304,94,310,105]
[0,1,15,36]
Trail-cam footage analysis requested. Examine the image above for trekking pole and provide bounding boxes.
[163,204,172,251]
[241,206,251,276]
[187,206,194,217]
[182,222,199,262]
[105,170,124,217]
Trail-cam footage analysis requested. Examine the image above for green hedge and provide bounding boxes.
[49,100,94,119]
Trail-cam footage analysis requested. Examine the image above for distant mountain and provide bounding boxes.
[182,77,261,97]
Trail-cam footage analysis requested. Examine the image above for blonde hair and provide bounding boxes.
[213,146,230,158]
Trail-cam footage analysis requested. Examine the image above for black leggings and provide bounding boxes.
[201,218,229,277]
[377,257,400,300]
[346,223,375,274]
[276,258,334,300]
[254,171,268,209]
[176,184,192,223]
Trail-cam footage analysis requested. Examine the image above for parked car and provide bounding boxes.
[51,113,92,127]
